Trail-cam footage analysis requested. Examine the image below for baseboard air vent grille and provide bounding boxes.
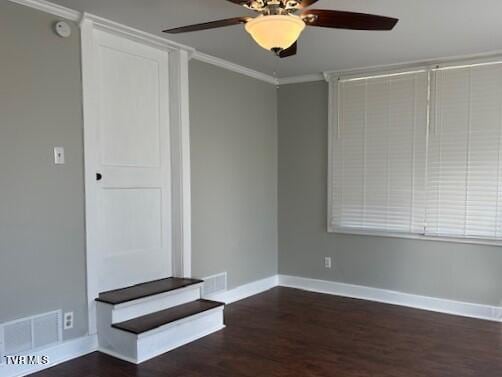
[0,310,62,362]
[202,272,227,297]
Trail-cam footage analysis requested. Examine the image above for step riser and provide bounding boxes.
[99,307,225,364]
[137,306,224,363]
[104,284,203,323]
[98,324,137,364]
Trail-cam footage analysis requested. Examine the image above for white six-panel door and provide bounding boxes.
[91,29,172,293]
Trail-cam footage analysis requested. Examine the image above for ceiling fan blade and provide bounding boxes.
[225,0,252,5]
[302,9,398,31]
[296,0,319,9]
[163,17,250,34]
[279,42,297,58]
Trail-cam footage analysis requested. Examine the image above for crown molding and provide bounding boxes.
[280,50,502,86]
[8,0,195,55]
[82,13,195,54]
[192,51,279,85]
[323,49,502,81]
[8,0,312,87]
[10,0,279,84]
[8,0,81,21]
[11,0,502,89]
[277,73,325,85]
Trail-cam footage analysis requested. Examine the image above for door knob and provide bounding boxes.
[96,173,103,181]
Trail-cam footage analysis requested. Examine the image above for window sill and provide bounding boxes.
[327,227,502,247]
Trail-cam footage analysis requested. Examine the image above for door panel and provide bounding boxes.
[101,188,162,255]
[94,29,172,292]
[99,46,161,167]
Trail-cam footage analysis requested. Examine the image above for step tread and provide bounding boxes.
[96,277,203,305]
[112,299,224,335]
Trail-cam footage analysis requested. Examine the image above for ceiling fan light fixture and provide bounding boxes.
[245,15,305,51]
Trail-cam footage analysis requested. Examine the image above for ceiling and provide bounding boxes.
[51,0,502,78]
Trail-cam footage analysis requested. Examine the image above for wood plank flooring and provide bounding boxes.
[32,287,502,377]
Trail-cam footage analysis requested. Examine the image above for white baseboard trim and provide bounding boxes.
[278,275,502,323]
[204,275,279,304]
[0,334,98,377]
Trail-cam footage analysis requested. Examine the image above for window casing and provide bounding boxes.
[328,61,502,243]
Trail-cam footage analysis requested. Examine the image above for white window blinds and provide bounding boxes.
[426,64,502,239]
[331,72,429,234]
[330,62,502,242]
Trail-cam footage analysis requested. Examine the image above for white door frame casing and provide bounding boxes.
[81,14,193,334]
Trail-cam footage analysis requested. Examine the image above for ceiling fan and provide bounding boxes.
[163,0,398,58]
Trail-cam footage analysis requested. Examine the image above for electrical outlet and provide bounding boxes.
[324,257,332,269]
[63,312,74,330]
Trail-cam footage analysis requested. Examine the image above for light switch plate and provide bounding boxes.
[54,147,65,164]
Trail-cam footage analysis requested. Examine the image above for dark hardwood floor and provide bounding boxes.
[33,287,502,377]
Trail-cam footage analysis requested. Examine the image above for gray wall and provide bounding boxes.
[278,81,502,307]
[4,0,500,349]
[0,1,87,339]
[189,60,278,289]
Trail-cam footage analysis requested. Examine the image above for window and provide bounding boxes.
[330,71,428,234]
[426,65,502,239]
[328,61,502,242]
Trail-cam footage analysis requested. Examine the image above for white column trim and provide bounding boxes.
[169,49,193,278]
[80,17,100,336]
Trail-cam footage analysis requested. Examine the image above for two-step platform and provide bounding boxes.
[95,277,225,364]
